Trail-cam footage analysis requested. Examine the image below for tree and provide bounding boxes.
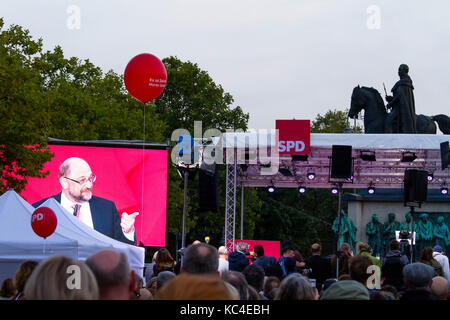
[1,19,168,194]
[155,56,249,136]
[156,56,251,248]
[33,45,167,142]
[0,19,53,194]
[311,108,363,133]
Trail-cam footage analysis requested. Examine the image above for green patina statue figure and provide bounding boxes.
[415,213,434,259]
[383,213,400,257]
[400,212,412,232]
[366,214,383,257]
[332,210,357,254]
[433,216,450,250]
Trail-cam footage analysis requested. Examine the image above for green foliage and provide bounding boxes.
[311,108,363,133]
[255,188,337,256]
[0,18,167,194]
[33,45,166,142]
[159,57,250,247]
[0,19,53,193]
[156,56,249,136]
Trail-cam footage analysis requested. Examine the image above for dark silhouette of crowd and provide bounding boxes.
[1,239,449,300]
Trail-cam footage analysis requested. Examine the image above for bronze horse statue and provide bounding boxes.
[348,85,450,134]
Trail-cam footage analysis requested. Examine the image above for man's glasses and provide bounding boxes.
[64,174,96,185]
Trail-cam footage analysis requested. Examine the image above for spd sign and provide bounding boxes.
[276,120,310,155]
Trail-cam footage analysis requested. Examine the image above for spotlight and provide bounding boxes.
[331,187,339,195]
[401,151,417,162]
[360,150,376,161]
[427,173,434,182]
[267,186,275,193]
[298,186,306,194]
[367,182,376,194]
[441,186,449,195]
[307,172,316,180]
[440,141,450,170]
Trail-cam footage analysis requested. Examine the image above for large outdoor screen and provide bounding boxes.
[20,142,168,247]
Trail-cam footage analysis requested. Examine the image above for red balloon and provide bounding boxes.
[124,53,167,103]
[31,207,57,239]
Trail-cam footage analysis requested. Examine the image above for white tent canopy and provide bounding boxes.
[0,190,145,284]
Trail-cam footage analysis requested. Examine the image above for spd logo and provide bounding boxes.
[276,120,310,155]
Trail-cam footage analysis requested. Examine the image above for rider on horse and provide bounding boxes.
[384,64,417,133]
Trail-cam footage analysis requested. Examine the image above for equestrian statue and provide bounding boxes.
[348,64,450,134]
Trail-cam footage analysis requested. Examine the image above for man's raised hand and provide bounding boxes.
[121,212,139,234]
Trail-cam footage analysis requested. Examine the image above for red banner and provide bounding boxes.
[276,120,310,155]
[227,239,280,260]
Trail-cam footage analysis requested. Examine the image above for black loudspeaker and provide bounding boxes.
[441,141,450,170]
[330,145,353,179]
[198,169,220,213]
[403,169,428,205]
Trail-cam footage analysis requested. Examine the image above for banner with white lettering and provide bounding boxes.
[275,120,310,155]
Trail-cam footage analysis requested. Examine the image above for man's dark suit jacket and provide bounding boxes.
[228,251,250,272]
[32,193,135,245]
[305,255,332,290]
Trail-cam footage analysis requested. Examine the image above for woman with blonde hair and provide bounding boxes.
[24,255,98,300]
[275,273,316,300]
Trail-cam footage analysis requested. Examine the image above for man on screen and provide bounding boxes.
[32,157,138,245]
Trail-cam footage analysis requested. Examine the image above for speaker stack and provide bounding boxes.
[330,145,353,179]
[403,169,428,207]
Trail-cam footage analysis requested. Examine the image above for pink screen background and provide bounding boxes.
[228,239,281,260]
[20,144,168,246]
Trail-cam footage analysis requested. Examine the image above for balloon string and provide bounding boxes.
[141,102,146,245]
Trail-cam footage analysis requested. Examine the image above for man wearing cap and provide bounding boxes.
[400,262,436,300]
[320,280,370,300]
[432,245,450,282]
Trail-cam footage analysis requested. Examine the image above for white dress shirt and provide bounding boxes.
[60,192,135,241]
[218,257,229,274]
[61,192,94,229]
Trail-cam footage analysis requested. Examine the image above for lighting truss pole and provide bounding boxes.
[181,169,188,250]
[241,186,244,240]
[225,148,237,253]
[410,206,415,262]
[335,182,343,279]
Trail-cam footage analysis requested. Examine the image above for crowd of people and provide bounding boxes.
[0,239,449,300]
